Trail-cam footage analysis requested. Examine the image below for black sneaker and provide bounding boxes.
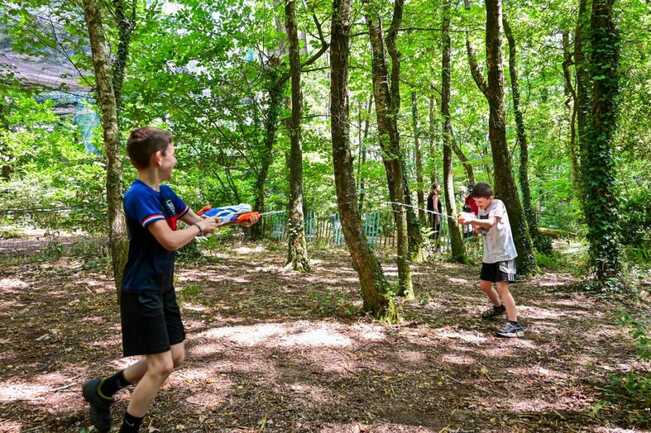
[82,378,112,433]
[481,304,506,320]
[495,321,525,338]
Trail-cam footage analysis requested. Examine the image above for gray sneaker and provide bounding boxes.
[495,321,525,338]
[481,304,506,320]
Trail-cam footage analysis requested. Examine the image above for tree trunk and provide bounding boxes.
[251,75,285,240]
[356,96,373,213]
[412,92,426,226]
[464,0,489,99]
[284,0,310,272]
[365,0,413,299]
[82,0,129,293]
[442,0,466,263]
[402,167,425,261]
[450,136,475,186]
[503,16,551,253]
[575,0,592,165]
[583,0,621,283]
[111,0,135,119]
[330,0,393,318]
[562,30,582,194]
[428,94,437,185]
[485,0,536,275]
[386,0,424,261]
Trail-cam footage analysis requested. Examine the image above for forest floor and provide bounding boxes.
[0,234,649,433]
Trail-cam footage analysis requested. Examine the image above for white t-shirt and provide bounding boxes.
[477,199,518,263]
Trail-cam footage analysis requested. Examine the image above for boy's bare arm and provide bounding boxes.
[147,217,217,251]
[180,208,203,225]
[471,216,499,230]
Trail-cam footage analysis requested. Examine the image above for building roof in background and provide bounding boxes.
[0,49,89,92]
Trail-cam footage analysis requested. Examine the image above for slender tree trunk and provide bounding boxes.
[111,0,135,119]
[442,0,466,263]
[365,0,413,299]
[386,0,424,261]
[357,96,372,213]
[575,0,592,164]
[412,92,426,226]
[330,0,393,318]
[562,30,582,194]
[464,0,489,99]
[450,136,475,186]
[583,0,621,283]
[284,0,310,272]
[402,165,425,261]
[504,16,551,253]
[251,76,285,240]
[82,0,129,293]
[428,94,437,185]
[485,0,536,275]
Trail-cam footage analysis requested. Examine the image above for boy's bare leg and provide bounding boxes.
[479,280,501,306]
[125,343,185,417]
[495,282,517,321]
[122,360,147,385]
[122,342,185,386]
[126,351,173,417]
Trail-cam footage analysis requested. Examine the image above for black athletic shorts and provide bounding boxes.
[120,286,185,356]
[480,261,515,283]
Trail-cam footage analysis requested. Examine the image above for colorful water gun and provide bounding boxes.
[196,203,260,226]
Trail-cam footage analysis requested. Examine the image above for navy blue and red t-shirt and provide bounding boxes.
[121,179,189,292]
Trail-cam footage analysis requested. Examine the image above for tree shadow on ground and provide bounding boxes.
[0,240,647,432]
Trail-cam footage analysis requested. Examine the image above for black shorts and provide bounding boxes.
[480,262,515,283]
[120,286,185,357]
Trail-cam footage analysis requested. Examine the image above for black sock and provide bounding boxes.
[509,320,519,325]
[98,370,130,399]
[119,411,143,433]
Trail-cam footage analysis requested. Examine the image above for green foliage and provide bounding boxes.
[0,0,649,296]
[619,186,651,246]
[0,90,107,232]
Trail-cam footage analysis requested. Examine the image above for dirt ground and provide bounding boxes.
[0,237,648,433]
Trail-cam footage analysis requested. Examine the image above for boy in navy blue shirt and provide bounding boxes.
[82,127,257,433]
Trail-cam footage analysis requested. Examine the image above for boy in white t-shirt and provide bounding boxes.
[458,183,525,338]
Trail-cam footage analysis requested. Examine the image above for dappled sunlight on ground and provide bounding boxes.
[192,320,384,350]
[318,423,437,433]
[433,327,489,345]
[439,352,477,365]
[0,242,647,432]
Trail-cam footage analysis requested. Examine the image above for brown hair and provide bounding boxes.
[471,182,494,198]
[126,127,172,169]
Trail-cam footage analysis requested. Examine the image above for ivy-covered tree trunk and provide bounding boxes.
[442,0,466,263]
[583,0,622,283]
[330,0,392,318]
[284,0,310,272]
[485,0,536,275]
[82,0,129,293]
[412,92,426,226]
[365,0,413,299]
[503,16,551,254]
